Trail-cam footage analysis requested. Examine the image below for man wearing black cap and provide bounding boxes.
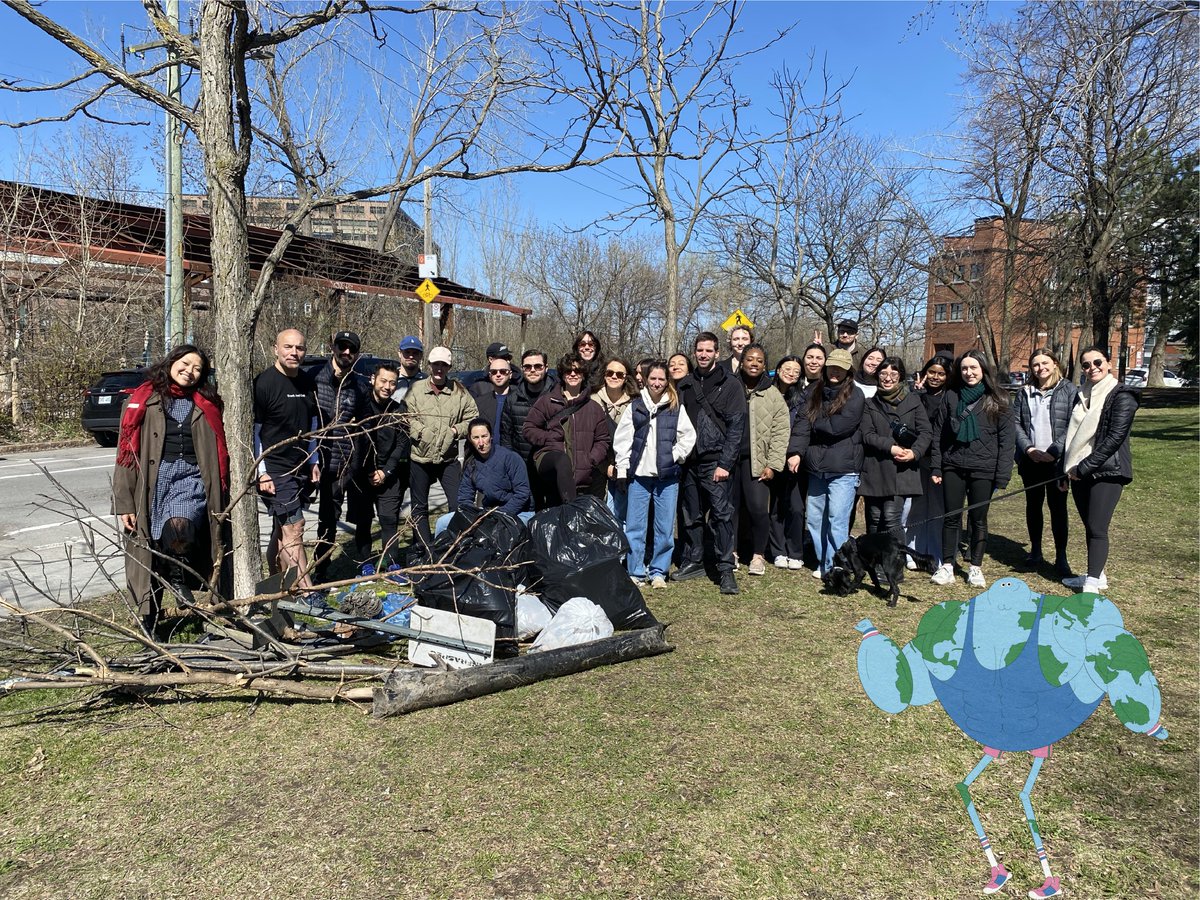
[312,330,369,582]
[471,342,515,447]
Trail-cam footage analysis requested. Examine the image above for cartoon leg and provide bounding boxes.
[955,749,1010,894]
[1022,749,1061,899]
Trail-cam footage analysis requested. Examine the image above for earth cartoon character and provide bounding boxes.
[854,577,1167,899]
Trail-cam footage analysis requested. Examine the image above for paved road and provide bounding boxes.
[0,444,442,615]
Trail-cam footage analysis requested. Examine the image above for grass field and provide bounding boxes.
[1,405,1196,899]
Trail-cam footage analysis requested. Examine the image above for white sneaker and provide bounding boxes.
[811,566,823,579]
[650,575,667,589]
[788,558,805,571]
[773,555,790,569]
[967,565,986,588]
[905,556,917,571]
[931,564,955,585]
[1063,571,1108,591]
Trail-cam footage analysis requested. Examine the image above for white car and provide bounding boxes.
[1124,368,1186,388]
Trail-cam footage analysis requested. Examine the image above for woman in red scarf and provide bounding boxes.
[112,344,230,634]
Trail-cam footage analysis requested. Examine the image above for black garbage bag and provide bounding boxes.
[410,506,533,639]
[528,496,658,630]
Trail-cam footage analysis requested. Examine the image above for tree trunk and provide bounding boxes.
[371,625,674,717]
[199,0,261,600]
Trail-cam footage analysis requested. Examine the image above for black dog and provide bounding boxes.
[823,534,934,608]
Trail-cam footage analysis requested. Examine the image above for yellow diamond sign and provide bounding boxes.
[416,278,440,304]
[720,309,754,331]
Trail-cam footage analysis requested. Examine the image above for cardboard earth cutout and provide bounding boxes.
[855,577,1168,899]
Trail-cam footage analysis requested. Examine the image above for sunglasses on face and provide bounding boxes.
[489,368,509,375]
[522,363,545,371]
[605,369,626,379]
[1081,359,1106,370]
[563,368,584,377]
[577,340,595,348]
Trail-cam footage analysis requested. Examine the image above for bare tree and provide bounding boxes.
[0,0,627,599]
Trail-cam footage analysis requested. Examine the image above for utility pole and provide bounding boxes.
[129,6,185,353]
[422,169,434,348]
[164,0,185,350]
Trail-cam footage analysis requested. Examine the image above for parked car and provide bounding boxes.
[1124,368,1185,388]
[81,368,146,446]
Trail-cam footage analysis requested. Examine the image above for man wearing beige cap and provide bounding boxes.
[402,346,476,548]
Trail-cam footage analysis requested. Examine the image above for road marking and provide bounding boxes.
[0,463,113,481]
[0,453,113,470]
[6,516,104,537]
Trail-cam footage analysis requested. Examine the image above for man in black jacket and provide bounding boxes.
[313,330,369,582]
[502,348,557,509]
[673,331,747,594]
[471,342,515,445]
[350,361,409,565]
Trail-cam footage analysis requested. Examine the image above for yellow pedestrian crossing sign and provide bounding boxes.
[416,278,440,304]
[721,309,754,331]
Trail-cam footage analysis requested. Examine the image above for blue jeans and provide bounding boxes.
[625,476,679,579]
[607,477,628,526]
[806,472,860,574]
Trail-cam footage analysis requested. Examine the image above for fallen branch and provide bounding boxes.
[371,625,674,718]
[1,668,376,703]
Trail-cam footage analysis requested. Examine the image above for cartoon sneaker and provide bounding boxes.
[1028,876,1061,899]
[983,864,1011,895]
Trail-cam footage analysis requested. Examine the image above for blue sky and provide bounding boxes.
[0,2,993,254]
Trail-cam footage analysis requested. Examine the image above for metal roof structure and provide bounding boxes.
[0,180,527,316]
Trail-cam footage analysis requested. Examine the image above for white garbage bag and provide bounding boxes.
[515,592,553,640]
[528,597,614,653]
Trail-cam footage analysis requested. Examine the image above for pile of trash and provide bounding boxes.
[327,497,660,654]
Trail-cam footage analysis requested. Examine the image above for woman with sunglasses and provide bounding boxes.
[593,355,637,523]
[573,330,604,382]
[523,352,611,505]
[929,350,1014,588]
[1059,347,1139,594]
[613,361,696,588]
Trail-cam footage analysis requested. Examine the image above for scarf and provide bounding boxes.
[954,382,987,443]
[1063,374,1118,475]
[117,381,229,490]
[876,382,906,406]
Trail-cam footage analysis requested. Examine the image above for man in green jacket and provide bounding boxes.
[403,346,477,548]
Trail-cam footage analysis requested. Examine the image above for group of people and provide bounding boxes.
[112,317,1139,630]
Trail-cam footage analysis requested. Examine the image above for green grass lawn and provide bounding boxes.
[1,406,1196,899]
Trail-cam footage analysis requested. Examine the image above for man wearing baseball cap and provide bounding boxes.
[833,318,862,369]
[471,341,516,447]
[394,336,427,404]
[311,330,369,583]
[403,346,476,548]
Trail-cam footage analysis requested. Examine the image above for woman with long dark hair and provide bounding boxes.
[855,346,886,399]
[904,353,952,568]
[113,344,230,634]
[1015,347,1078,576]
[573,330,604,381]
[929,350,1015,588]
[667,352,692,385]
[860,355,933,548]
[613,361,696,588]
[1060,347,1139,594]
[800,343,826,390]
[786,348,865,578]
[767,354,807,569]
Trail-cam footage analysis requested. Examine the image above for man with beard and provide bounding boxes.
[471,341,515,445]
[673,331,747,595]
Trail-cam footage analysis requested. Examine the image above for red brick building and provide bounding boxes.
[923,217,1143,378]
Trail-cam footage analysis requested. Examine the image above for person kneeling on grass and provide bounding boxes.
[435,418,533,536]
[613,361,696,589]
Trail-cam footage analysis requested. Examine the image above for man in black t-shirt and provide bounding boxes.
[253,328,319,590]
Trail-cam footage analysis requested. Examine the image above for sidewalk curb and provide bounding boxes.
[0,438,95,455]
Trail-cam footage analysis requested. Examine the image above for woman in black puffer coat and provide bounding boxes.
[1059,346,1139,595]
[859,356,932,549]
[929,350,1015,589]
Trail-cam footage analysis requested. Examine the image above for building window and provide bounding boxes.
[950,303,964,322]
[934,304,947,323]
[970,262,984,281]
